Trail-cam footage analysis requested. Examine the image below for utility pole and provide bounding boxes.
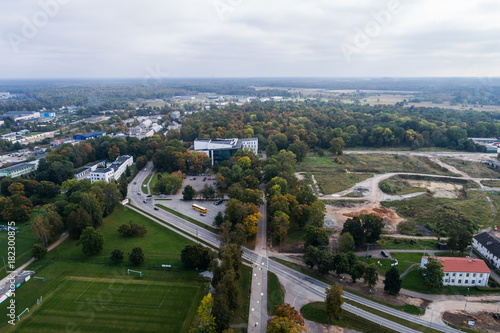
[464,287,470,312]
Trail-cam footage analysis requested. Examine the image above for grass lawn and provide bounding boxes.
[361,252,424,275]
[279,227,332,253]
[0,205,211,332]
[382,191,494,236]
[231,265,252,326]
[301,302,398,333]
[378,237,438,250]
[267,272,284,315]
[142,174,153,194]
[378,176,427,195]
[150,173,160,194]
[481,180,500,187]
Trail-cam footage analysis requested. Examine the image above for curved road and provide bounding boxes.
[128,163,462,333]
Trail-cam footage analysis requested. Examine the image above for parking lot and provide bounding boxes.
[145,173,226,228]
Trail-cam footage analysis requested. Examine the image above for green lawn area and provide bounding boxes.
[150,173,160,194]
[361,252,424,275]
[0,205,211,332]
[142,174,153,194]
[301,302,398,333]
[378,176,428,195]
[232,265,252,326]
[268,272,284,315]
[382,190,495,236]
[279,227,332,253]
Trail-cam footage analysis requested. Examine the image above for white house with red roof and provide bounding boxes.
[420,256,490,287]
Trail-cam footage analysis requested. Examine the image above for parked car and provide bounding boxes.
[203,177,207,181]
[137,192,141,195]
[200,213,206,216]
[381,251,389,258]
[143,200,148,203]
[133,181,137,184]
[154,207,159,211]
[147,194,152,197]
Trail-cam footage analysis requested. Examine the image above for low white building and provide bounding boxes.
[192,137,258,166]
[473,232,500,271]
[171,111,181,120]
[89,168,114,182]
[420,256,490,287]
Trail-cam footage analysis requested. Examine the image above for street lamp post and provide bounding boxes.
[464,287,470,312]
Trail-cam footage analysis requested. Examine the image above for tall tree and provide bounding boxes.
[129,247,145,266]
[78,227,104,257]
[339,232,354,253]
[350,262,365,283]
[308,201,326,227]
[419,258,444,291]
[190,294,217,333]
[384,266,402,295]
[325,284,344,322]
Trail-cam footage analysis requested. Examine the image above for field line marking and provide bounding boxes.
[157,285,172,309]
[180,286,201,333]
[74,280,95,303]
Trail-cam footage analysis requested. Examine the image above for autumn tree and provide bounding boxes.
[268,303,307,333]
[325,284,344,322]
[190,294,217,333]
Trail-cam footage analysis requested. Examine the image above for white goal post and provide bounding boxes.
[127,269,143,277]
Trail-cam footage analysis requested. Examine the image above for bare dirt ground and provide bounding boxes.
[406,180,462,199]
[442,310,500,332]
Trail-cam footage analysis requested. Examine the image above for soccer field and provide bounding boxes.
[14,278,202,333]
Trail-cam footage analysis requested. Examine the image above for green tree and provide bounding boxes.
[182,185,196,200]
[384,266,402,295]
[68,207,93,239]
[325,284,344,322]
[329,137,345,155]
[31,244,47,260]
[362,214,384,243]
[181,244,214,270]
[350,262,365,283]
[214,211,224,227]
[308,201,326,227]
[80,192,103,228]
[448,229,472,256]
[118,176,128,199]
[419,257,444,291]
[363,264,378,288]
[304,226,329,249]
[129,246,145,266]
[78,227,104,257]
[339,232,354,253]
[31,215,51,247]
[333,253,349,277]
[201,184,216,199]
[110,249,124,264]
[341,217,364,246]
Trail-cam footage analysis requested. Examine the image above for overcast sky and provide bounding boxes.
[1,0,499,79]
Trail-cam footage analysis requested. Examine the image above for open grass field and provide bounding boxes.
[0,205,211,332]
[382,190,495,236]
[14,278,202,333]
[142,174,153,194]
[301,302,398,333]
[378,176,428,195]
[295,152,455,195]
[267,272,284,315]
[362,252,424,275]
[481,179,500,187]
[440,158,500,178]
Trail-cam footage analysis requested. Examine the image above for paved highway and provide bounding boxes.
[128,163,462,333]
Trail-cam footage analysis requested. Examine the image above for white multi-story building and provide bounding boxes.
[473,232,500,271]
[192,137,258,166]
[88,155,133,183]
[420,256,490,287]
